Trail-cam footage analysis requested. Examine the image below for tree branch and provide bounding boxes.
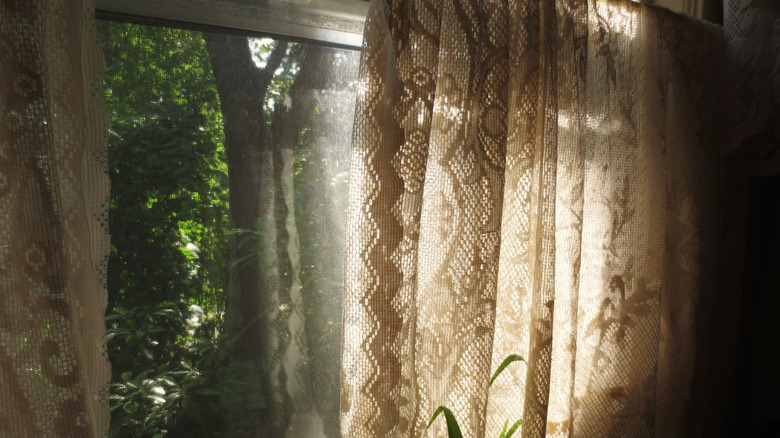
[259,41,289,90]
[204,33,260,80]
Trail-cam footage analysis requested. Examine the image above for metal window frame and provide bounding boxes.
[95,0,369,49]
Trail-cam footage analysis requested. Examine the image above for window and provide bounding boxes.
[98,5,360,436]
[95,0,370,49]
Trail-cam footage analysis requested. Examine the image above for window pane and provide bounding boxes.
[99,20,357,437]
[95,0,370,48]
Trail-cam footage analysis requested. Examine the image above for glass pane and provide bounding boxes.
[99,20,357,437]
[95,0,370,48]
[224,0,368,12]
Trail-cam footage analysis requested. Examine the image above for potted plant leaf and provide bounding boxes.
[427,354,526,438]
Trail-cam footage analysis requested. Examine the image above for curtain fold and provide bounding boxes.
[341,1,745,437]
[0,0,774,436]
[0,0,111,436]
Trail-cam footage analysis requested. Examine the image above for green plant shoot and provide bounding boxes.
[427,354,526,437]
[499,419,523,438]
[489,354,525,386]
[427,406,463,438]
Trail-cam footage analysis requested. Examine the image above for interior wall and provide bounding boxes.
[651,0,723,24]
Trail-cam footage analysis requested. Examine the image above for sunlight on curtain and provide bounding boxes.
[340,1,745,437]
[0,0,111,436]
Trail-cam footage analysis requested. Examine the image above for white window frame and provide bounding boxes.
[95,0,369,49]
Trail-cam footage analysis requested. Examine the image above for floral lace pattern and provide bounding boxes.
[341,1,742,437]
[0,0,110,436]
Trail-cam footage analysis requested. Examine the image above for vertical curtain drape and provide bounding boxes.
[0,0,110,436]
[0,0,776,436]
[340,1,749,437]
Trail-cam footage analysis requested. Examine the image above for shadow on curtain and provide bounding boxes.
[0,0,110,436]
[0,0,778,436]
[340,1,756,437]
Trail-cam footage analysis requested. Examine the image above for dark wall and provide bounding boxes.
[724,174,780,437]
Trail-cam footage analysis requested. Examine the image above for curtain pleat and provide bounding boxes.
[341,1,744,437]
[0,0,111,436]
[0,0,768,436]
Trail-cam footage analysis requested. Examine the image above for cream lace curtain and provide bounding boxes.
[0,0,776,437]
[0,0,110,436]
[341,1,750,437]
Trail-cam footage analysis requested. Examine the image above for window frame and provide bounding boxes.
[95,0,369,49]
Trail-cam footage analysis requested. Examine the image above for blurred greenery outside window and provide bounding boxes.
[98,2,362,436]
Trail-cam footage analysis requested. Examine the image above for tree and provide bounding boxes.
[100,21,230,437]
[206,34,344,437]
[101,19,356,437]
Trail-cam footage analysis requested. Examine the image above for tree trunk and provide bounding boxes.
[207,36,336,437]
[206,34,287,437]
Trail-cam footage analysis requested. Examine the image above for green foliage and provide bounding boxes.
[106,304,231,437]
[99,21,230,436]
[253,38,298,114]
[99,20,352,437]
[427,354,526,438]
[428,406,463,438]
[105,302,182,373]
[100,21,229,314]
[109,368,179,438]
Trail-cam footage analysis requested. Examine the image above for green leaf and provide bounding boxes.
[121,371,132,382]
[148,395,167,404]
[107,410,126,438]
[427,406,463,438]
[123,401,139,414]
[499,420,508,438]
[505,419,522,438]
[489,354,526,386]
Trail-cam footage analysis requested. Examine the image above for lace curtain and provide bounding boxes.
[340,0,753,437]
[0,0,110,436]
[0,0,777,437]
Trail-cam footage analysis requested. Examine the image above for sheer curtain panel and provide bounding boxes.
[0,0,775,436]
[0,0,111,436]
[340,0,747,437]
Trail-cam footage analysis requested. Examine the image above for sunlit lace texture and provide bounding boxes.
[341,1,743,437]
